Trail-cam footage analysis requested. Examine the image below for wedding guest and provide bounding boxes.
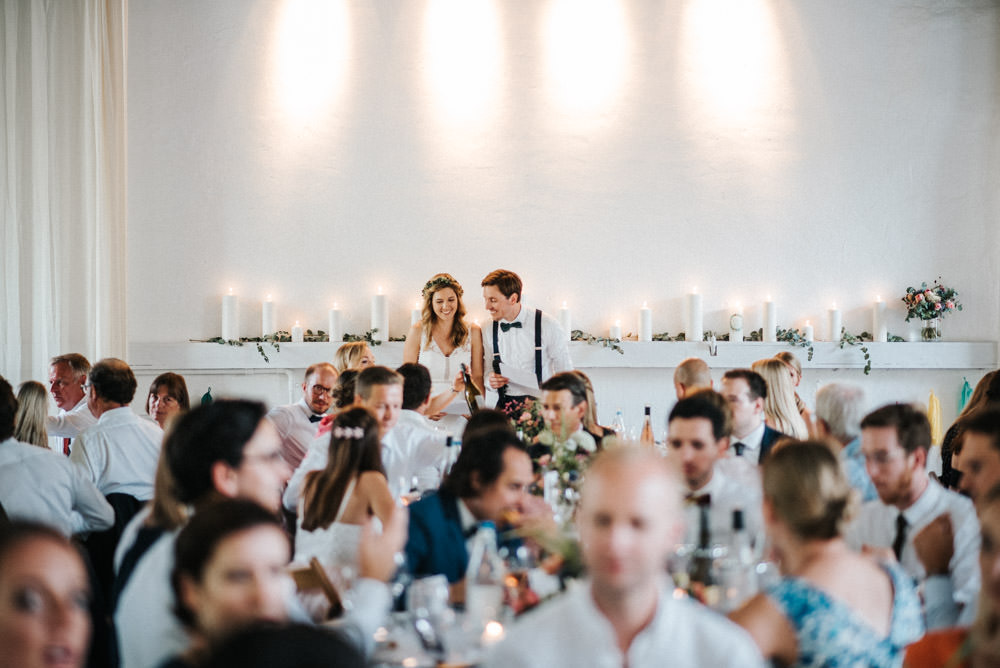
[752,358,809,440]
[332,342,375,374]
[774,351,813,427]
[403,273,484,435]
[0,376,113,536]
[847,404,980,630]
[481,269,572,411]
[720,369,786,464]
[331,369,359,410]
[538,372,612,455]
[266,363,338,471]
[0,522,93,668]
[730,441,923,666]
[673,357,712,399]
[814,382,877,502]
[146,372,191,430]
[956,408,1000,509]
[46,353,97,454]
[487,446,765,667]
[203,623,365,668]
[14,380,49,448]
[942,370,1000,489]
[70,358,163,502]
[569,370,614,439]
[462,408,516,441]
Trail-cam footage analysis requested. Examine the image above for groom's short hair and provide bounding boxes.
[481,269,522,302]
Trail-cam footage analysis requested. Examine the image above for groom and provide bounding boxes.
[481,269,572,412]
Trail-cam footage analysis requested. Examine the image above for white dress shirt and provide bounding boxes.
[846,477,980,618]
[485,578,765,668]
[731,421,766,465]
[0,437,114,536]
[266,398,324,471]
[70,406,163,501]
[483,305,572,399]
[683,465,764,551]
[47,395,98,451]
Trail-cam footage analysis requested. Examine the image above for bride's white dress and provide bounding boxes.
[418,335,473,436]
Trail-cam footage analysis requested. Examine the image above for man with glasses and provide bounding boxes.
[266,362,338,471]
[46,352,98,453]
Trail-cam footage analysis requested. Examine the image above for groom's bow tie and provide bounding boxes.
[499,321,522,332]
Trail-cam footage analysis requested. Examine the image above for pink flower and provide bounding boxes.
[934,302,942,311]
[945,301,955,310]
[519,412,530,423]
[915,294,924,302]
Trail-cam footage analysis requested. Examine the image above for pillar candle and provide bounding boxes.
[261,295,275,336]
[638,302,652,342]
[729,303,744,342]
[291,320,304,343]
[559,302,572,340]
[221,288,239,341]
[686,290,703,343]
[371,288,388,342]
[873,297,887,342]
[609,320,622,340]
[328,305,343,343]
[411,301,422,326]
[763,298,777,342]
[827,305,842,342]
[803,320,814,343]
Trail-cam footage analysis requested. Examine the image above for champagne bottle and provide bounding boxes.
[460,363,481,414]
[640,405,655,446]
[689,495,716,590]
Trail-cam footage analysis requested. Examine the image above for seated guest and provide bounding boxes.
[146,372,191,430]
[486,446,764,667]
[266,363,338,471]
[568,370,614,439]
[70,358,163,502]
[203,623,365,668]
[814,382,878,502]
[46,353,97,453]
[774,351,813,428]
[730,441,923,666]
[940,370,1000,489]
[667,391,764,550]
[332,342,375,374]
[752,358,809,440]
[0,521,93,668]
[673,357,713,399]
[396,363,449,487]
[331,369,359,410]
[956,408,1000,508]
[538,371,612,454]
[720,369,786,464]
[847,404,980,630]
[406,428,532,586]
[0,376,113,535]
[462,407,516,441]
[14,380,50,448]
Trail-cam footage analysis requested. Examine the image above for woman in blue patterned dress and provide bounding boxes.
[729,441,924,667]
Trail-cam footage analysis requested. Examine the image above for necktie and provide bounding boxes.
[733,442,745,457]
[62,438,71,456]
[499,321,522,332]
[892,513,908,561]
[308,414,323,423]
[685,493,711,507]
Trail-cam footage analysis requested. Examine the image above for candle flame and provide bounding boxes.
[295,320,300,326]
[415,300,421,309]
[692,286,698,294]
[228,287,233,295]
[766,295,772,302]
[832,302,837,309]
[333,302,338,309]
[642,301,648,308]
[806,319,811,326]
[615,319,621,326]
[876,295,882,302]
[562,301,568,308]
[266,294,272,301]
[377,286,383,295]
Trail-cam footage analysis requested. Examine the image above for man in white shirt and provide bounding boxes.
[720,369,785,465]
[847,403,980,630]
[46,353,97,454]
[0,375,113,535]
[265,362,338,471]
[673,357,712,399]
[70,358,163,501]
[481,269,572,411]
[395,362,450,489]
[486,447,765,668]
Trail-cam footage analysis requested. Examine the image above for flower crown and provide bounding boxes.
[421,275,462,298]
[332,426,365,440]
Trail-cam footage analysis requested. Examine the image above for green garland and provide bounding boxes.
[570,329,624,354]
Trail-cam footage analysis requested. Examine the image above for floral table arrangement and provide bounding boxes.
[902,280,962,341]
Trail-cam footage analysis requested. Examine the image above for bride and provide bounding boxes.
[403,273,484,436]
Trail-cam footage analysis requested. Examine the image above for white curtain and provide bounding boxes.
[1,0,126,386]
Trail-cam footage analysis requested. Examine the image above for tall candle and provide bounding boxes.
[291,320,304,343]
[609,320,622,340]
[261,295,275,336]
[803,320,814,343]
[371,287,388,342]
[827,305,842,342]
[638,302,653,342]
[686,289,703,343]
[763,298,777,342]
[328,304,343,343]
[411,300,422,326]
[729,303,744,342]
[558,302,572,340]
[221,288,239,341]
[873,297,887,342]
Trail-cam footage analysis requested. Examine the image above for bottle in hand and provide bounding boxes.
[640,405,655,446]
[460,363,481,414]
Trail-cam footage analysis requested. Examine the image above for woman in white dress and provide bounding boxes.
[294,408,394,580]
[403,273,484,436]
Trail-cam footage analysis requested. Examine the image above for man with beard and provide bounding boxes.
[847,403,979,629]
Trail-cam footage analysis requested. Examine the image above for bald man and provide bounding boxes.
[673,358,712,399]
[487,447,764,667]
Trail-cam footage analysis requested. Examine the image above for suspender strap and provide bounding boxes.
[492,320,506,401]
[534,309,543,386]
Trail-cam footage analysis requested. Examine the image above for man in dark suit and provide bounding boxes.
[405,429,532,586]
[720,369,786,464]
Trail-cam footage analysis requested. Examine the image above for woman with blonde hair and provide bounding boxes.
[332,342,376,374]
[753,358,809,439]
[730,441,922,667]
[403,273,484,434]
[14,381,48,448]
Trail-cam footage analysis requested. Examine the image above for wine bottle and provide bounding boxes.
[640,405,655,446]
[689,495,715,588]
[460,362,481,414]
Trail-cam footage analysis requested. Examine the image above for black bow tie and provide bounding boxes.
[499,321,522,332]
[308,414,323,423]
[733,442,746,457]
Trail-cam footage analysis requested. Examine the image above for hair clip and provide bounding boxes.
[333,426,365,440]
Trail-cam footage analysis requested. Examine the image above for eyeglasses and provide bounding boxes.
[242,450,285,466]
[863,451,908,467]
[310,385,333,397]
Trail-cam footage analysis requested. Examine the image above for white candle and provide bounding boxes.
[261,295,275,337]
[827,304,842,342]
[291,320,304,343]
[221,288,239,341]
[328,304,343,343]
[609,320,622,340]
[411,300,422,326]
[763,298,777,342]
[873,296,887,342]
[559,302,572,340]
[729,303,744,342]
[803,320,814,343]
[686,289,703,343]
[371,287,388,342]
[638,302,653,342]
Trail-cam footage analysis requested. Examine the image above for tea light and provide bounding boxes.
[481,620,505,646]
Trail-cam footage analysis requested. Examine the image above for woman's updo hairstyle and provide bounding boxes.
[762,440,857,541]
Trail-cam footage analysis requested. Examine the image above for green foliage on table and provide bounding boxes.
[570,329,624,354]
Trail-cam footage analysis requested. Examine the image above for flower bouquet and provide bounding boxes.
[500,397,546,442]
[901,281,962,341]
[536,425,597,523]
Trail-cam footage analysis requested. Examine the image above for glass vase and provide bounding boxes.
[920,317,942,342]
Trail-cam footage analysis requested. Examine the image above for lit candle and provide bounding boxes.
[411,300,422,326]
[638,302,653,342]
[609,319,622,340]
[559,301,572,340]
[827,304,842,342]
[873,296,887,342]
[291,320,304,343]
[686,288,703,343]
[371,287,388,342]
[729,302,744,342]
[803,320,814,343]
[221,288,239,341]
[763,297,777,342]
[481,620,505,646]
[328,303,343,343]
[261,294,275,337]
